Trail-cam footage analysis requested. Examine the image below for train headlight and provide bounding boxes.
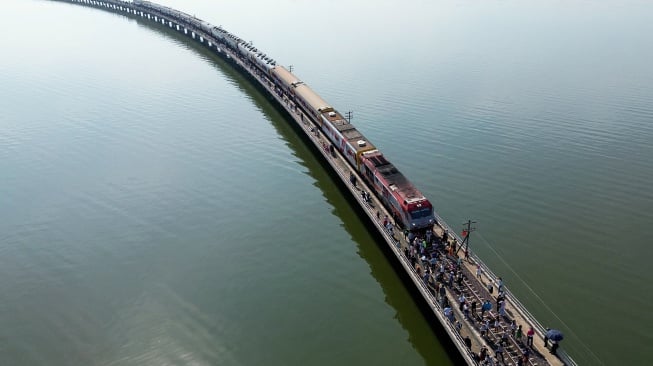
[411,223,416,227]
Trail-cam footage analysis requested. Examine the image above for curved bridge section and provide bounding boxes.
[52,1,578,365]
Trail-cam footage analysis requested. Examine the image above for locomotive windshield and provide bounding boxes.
[410,207,432,220]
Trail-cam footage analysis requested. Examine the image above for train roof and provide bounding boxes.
[271,66,303,88]
[321,110,375,152]
[294,84,332,113]
[364,152,425,204]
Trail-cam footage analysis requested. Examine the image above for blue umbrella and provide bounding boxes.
[546,329,564,342]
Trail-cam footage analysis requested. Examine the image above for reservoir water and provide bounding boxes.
[1,0,652,365]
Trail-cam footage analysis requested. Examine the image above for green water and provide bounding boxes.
[1,0,652,365]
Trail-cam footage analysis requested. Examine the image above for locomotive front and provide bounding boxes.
[406,199,436,230]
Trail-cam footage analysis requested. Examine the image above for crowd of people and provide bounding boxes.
[396,226,548,365]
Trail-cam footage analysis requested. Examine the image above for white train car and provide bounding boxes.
[320,110,375,169]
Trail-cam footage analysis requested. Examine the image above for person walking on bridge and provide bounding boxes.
[481,299,492,318]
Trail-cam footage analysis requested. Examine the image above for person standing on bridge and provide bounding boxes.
[516,324,523,343]
[517,355,525,366]
[464,335,472,350]
[386,222,394,236]
[526,326,535,346]
[444,305,454,322]
[495,344,505,364]
[458,293,466,311]
[493,317,501,332]
[500,332,509,347]
[479,346,488,362]
[438,284,446,305]
[480,322,488,337]
[499,299,507,318]
[481,299,492,318]
[496,293,505,311]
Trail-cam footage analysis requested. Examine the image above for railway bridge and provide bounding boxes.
[51,1,578,365]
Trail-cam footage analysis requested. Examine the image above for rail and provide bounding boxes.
[436,212,578,366]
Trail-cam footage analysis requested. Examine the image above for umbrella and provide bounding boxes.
[546,329,564,342]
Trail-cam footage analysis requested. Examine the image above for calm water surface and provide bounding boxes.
[1,0,652,365]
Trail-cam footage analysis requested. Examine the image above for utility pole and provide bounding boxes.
[288,65,293,72]
[345,110,353,123]
[457,219,476,255]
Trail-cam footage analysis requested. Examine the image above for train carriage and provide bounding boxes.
[320,110,375,169]
[211,26,226,42]
[200,21,213,34]
[236,42,251,58]
[270,66,303,96]
[293,83,331,122]
[253,54,276,74]
[223,34,241,50]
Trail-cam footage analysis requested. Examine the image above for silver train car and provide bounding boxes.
[133,1,272,78]
[237,43,276,73]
